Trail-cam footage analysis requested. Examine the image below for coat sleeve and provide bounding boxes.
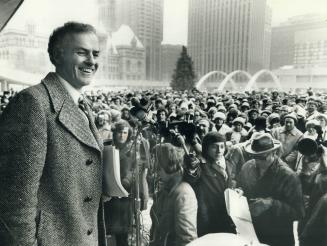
[174,184,198,246]
[270,171,305,221]
[0,92,47,246]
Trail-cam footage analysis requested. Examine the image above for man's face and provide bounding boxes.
[207,142,225,161]
[115,127,129,144]
[307,126,316,135]
[234,123,243,132]
[122,109,130,119]
[306,102,317,113]
[97,114,106,126]
[158,111,166,122]
[56,32,100,90]
[214,118,224,127]
[250,112,258,119]
[197,121,210,137]
[318,118,327,128]
[284,118,295,131]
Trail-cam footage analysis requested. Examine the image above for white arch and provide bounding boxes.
[245,69,282,91]
[196,70,229,89]
[217,70,252,91]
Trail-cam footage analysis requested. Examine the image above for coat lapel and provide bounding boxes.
[42,72,101,152]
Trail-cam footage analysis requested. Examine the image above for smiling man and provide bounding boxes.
[0,22,106,246]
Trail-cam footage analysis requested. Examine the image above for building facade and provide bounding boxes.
[96,25,146,82]
[271,14,327,69]
[98,0,116,34]
[113,0,164,80]
[294,28,327,68]
[0,23,52,74]
[187,0,271,77]
[160,44,182,82]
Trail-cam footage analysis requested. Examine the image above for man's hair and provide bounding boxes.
[202,132,227,160]
[154,143,184,174]
[112,119,133,143]
[48,21,97,65]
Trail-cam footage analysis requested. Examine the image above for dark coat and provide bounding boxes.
[104,141,134,235]
[104,137,150,235]
[0,73,106,246]
[238,158,305,246]
[299,169,327,246]
[187,159,236,237]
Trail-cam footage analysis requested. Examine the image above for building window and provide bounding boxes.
[126,60,131,72]
[137,61,142,72]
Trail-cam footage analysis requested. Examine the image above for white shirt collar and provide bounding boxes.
[56,73,82,105]
[216,157,226,170]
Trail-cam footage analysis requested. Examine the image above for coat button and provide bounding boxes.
[87,229,93,235]
[86,159,93,166]
[84,196,93,202]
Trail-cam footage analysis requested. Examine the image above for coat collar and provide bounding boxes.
[42,72,103,152]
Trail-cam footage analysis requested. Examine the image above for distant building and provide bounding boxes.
[96,25,146,81]
[97,0,116,34]
[294,28,327,68]
[160,44,182,82]
[0,23,52,74]
[271,14,327,69]
[188,0,271,77]
[114,0,164,80]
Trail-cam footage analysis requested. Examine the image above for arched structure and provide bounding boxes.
[196,70,229,89]
[217,70,252,91]
[245,69,282,91]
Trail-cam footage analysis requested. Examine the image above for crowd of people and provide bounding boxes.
[1,21,327,246]
[75,86,326,246]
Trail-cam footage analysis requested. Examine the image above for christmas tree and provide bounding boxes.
[170,46,196,91]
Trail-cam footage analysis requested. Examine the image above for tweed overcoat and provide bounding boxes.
[0,73,106,246]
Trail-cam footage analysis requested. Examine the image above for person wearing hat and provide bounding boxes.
[240,102,250,112]
[272,113,303,170]
[208,107,218,121]
[238,133,304,246]
[212,112,232,137]
[297,140,327,246]
[226,108,239,128]
[303,119,320,140]
[267,113,281,130]
[226,117,248,145]
[316,114,327,142]
[217,104,227,113]
[306,100,320,121]
[247,108,259,126]
[247,116,271,140]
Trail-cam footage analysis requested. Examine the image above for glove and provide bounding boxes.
[249,198,273,217]
[184,152,200,171]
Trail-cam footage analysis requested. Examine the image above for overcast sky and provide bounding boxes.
[6,0,327,45]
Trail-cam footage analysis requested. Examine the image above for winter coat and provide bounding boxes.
[238,158,305,246]
[186,158,236,236]
[150,176,198,246]
[0,73,106,246]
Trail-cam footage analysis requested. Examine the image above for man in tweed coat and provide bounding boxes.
[0,22,106,246]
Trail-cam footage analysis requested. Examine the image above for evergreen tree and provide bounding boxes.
[170,46,196,91]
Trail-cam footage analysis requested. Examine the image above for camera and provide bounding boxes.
[298,137,327,157]
[157,120,196,146]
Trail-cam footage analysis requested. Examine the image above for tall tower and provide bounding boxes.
[98,0,116,34]
[188,0,271,77]
[115,0,164,80]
